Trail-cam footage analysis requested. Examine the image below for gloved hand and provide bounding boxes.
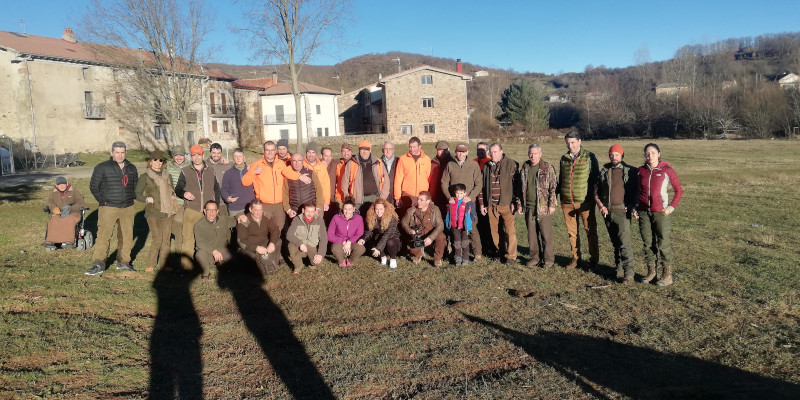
[60,204,72,217]
[52,207,61,215]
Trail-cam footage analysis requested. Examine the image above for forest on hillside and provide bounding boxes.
[209,31,800,140]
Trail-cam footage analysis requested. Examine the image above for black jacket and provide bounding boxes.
[90,157,138,208]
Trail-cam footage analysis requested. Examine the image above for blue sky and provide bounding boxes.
[3,0,800,75]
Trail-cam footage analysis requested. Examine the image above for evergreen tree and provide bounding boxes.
[498,79,549,132]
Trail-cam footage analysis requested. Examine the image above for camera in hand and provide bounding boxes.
[410,225,425,248]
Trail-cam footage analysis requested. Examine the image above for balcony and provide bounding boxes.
[210,104,235,116]
[82,103,106,119]
[264,114,296,124]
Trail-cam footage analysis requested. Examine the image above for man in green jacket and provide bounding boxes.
[558,130,600,269]
[194,200,246,278]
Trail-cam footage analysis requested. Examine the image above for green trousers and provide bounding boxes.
[604,212,633,276]
[638,210,673,266]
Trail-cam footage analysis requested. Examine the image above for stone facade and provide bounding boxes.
[339,65,472,143]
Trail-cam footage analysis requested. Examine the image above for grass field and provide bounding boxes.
[1,139,799,399]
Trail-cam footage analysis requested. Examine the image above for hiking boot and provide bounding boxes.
[116,261,136,272]
[565,257,579,269]
[641,264,656,283]
[526,259,540,268]
[85,261,105,276]
[621,275,635,285]
[389,259,398,269]
[434,259,443,267]
[657,265,673,287]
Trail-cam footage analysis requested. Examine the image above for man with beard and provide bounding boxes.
[175,145,220,269]
[393,136,431,216]
[342,140,388,216]
[206,143,232,215]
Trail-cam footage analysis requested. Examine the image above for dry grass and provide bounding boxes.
[1,139,799,399]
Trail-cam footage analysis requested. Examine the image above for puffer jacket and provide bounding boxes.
[89,157,138,208]
[637,161,683,213]
[394,150,432,200]
[520,159,557,215]
[286,215,328,252]
[595,162,639,213]
[558,148,599,204]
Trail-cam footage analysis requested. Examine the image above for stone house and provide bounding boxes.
[339,63,473,143]
[778,73,800,89]
[0,29,238,153]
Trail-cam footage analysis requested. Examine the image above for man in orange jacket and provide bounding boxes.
[335,143,355,203]
[394,136,431,216]
[242,141,308,229]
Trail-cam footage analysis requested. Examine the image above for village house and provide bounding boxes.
[339,61,473,143]
[655,83,689,96]
[0,29,238,154]
[778,73,800,89]
[234,76,340,146]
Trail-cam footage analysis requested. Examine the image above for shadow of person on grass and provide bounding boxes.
[149,253,203,400]
[217,255,334,399]
[461,313,800,399]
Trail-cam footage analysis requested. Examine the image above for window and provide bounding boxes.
[82,67,89,79]
[424,124,435,134]
[280,129,289,139]
[223,121,230,132]
[154,125,167,140]
[324,127,329,136]
[317,128,323,137]
[275,105,284,123]
[316,105,321,114]
[421,75,433,84]
[209,93,216,108]
[401,124,412,135]
[84,91,94,105]
[212,121,218,133]
[422,97,434,108]
[115,92,121,106]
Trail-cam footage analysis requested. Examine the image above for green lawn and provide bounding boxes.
[1,139,798,399]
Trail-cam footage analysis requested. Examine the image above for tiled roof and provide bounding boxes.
[233,77,278,90]
[260,81,339,95]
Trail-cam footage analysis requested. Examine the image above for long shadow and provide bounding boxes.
[462,313,800,399]
[0,183,41,203]
[130,210,149,262]
[149,253,203,400]
[217,254,334,399]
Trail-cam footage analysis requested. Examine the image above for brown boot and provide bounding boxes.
[565,257,579,269]
[641,264,656,283]
[657,265,673,286]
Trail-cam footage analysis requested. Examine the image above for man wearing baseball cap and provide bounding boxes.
[342,140,388,215]
[441,142,483,260]
[166,144,188,253]
[594,144,639,283]
[175,144,220,269]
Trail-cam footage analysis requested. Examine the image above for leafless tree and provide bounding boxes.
[237,0,349,153]
[81,0,213,148]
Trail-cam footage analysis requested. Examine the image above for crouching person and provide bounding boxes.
[401,191,446,266]
[44,176,86,249]
[286,202,328,274]
[358,198,401,269]
[194,200,245,278]
[237,199,281,276]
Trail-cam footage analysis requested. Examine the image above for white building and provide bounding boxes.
[260,82,340,142]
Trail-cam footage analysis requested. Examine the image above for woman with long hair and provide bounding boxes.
[358,198,401,268]
[136,150,179,272]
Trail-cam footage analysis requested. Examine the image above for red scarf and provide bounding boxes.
[449,200,467,229]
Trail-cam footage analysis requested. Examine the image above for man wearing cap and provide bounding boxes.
[394,136,432,215]
[167,144,188,252]
[241,141,306,231]
[175,145,221,269]
[206,143,232,215]
[595,144,639,283]
[335,143,355,204]
[430,140,456,215]
[441,142,483,260]
[380,141,399,202]
[86,141,139,275]
[276,138,291,164]
[44,176,86,250]
[342,140,389,216]
[558,129,600,269]
[520,144,558,268]
[221,148,255,217]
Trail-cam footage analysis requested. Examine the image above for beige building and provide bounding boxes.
[0,29,238,154]
[339,64,472,143]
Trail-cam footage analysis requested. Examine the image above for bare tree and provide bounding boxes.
[237,0,349,153]
[80,0,212,148]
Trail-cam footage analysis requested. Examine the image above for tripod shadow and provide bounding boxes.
[217,255,334,399]
[149,253,203,399]
[461,313,800,399]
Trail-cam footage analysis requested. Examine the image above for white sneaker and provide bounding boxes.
[380,256,387,265]
[389,259,398,269]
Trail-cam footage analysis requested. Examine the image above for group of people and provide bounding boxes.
[46,131,682,286]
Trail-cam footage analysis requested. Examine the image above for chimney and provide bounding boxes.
[378,73,382,80]
[62,28,77,44]
[272,70,277,84]
[456,58,462,74]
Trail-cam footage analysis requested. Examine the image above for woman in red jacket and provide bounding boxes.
[634,143,683,286]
